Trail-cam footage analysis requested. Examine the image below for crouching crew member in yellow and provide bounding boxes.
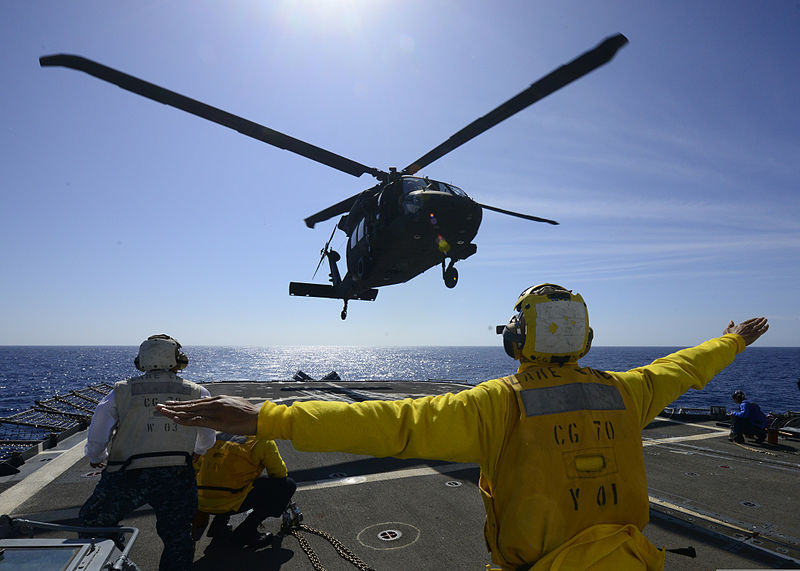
[158,285,769,570]
[193,433,296,546]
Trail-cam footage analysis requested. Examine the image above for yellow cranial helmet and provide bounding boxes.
[498,284,592,364]
[134,334,189,372]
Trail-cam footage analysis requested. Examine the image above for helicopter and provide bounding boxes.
[40,33,627,320]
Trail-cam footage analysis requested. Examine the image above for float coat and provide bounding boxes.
[481,368,654,567]
[107,371,203,472]
[256,334,746,570]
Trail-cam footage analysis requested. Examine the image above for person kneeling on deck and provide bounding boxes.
[729,390,767,444]
[158,285,769,571]
[192,432,296,547]
[80,334,215,571]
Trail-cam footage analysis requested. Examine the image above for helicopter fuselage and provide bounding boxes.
[342,176,482,290]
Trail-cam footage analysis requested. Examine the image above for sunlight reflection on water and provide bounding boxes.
[1,346,798,417]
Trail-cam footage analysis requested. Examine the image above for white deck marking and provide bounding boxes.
[0,439,85,514]
[648,496,752,533]
[642,428,729,446]
[296,463,476,492]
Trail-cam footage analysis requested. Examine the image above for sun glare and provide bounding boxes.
[272,0,388,36]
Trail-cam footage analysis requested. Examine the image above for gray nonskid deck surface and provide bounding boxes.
[1,380,799,570]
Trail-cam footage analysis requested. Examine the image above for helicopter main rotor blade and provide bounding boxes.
[476,202,559,225]
[39,54,385,180]
[303,190,363,228]
[402,33,628,176]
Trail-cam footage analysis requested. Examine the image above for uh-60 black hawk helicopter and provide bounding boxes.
[41,34,627,319]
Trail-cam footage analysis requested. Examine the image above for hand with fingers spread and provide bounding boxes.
[157,395,260,435]
[723,317,769,346]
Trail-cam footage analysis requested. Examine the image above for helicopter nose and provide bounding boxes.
[418,194,482,239]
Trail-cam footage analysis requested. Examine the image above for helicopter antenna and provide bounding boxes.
[402,34,628,175]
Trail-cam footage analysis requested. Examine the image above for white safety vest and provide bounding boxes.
[106,370,202,472]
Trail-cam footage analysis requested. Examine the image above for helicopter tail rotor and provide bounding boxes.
[312,225,338,279]
[291,222,378,318]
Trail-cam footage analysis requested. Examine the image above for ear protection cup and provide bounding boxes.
[174,346,189,371]
[502,312,526,359]
[579,327,594,359]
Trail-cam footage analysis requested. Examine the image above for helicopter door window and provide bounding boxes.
[350,219,365,248]
[357,219,366,243]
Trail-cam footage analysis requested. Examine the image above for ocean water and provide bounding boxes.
[1,346,798,419]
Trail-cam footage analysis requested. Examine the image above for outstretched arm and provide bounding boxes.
[614,317,769,428]
[159,382,510,464]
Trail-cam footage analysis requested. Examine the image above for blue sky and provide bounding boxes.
[1,1,798,346]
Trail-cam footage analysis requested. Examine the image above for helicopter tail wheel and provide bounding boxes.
[341,299,348,320]
[443,265,458,289]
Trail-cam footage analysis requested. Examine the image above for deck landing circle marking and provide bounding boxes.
[357,522,420,550]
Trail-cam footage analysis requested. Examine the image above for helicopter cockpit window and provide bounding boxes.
[432,181,467,197]
[445,183,468,197]
[402,177,427,194]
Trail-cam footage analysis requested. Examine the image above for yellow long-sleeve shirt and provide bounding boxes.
[257,334,745,569]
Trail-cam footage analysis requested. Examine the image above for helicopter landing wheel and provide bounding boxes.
[443,266,458,289]
[341,299,348,320]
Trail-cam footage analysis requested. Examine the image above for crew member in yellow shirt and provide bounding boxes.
[160,284,768,570]
[193,432,296,547]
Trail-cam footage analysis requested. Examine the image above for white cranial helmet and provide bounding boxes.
[134,334,188,372]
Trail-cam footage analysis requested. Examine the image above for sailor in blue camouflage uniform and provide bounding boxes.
[80,334,215,570]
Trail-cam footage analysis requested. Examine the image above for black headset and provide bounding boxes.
[499,312,526,359]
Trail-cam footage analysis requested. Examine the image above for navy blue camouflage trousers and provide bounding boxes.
[80,464,197,570]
